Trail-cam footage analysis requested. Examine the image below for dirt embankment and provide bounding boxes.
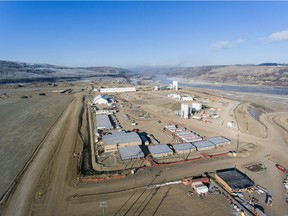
[234,103,267,138]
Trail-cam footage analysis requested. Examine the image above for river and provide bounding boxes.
[153,75,288,96]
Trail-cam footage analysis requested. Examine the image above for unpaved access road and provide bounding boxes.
[2,94,83,216]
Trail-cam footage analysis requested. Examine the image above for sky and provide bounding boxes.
[0,1,288,67]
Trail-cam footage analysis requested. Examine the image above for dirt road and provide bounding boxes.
[2,94,83,216]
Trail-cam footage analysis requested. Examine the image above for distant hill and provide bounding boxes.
[133,64,288,87]
[0,60,131,84]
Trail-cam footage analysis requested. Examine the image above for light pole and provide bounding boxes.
[99,201,108,216]
[237,133,239,152]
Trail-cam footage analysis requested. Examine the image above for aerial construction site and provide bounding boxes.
[0,77,287,216]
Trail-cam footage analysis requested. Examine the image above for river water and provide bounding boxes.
[153,75,288,96]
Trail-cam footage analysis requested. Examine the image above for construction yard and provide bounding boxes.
[1,79,288,216]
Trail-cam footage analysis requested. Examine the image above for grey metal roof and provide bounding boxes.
[208,136,231,145]
[103,131,142,146]
[119,145,144,160]
[176,131,194,136]
[192,140,215,149]
[96,114,113,129]
[173,143,196,152]
[148,144,173,155]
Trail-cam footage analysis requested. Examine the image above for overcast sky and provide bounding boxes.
[0,1,288,67]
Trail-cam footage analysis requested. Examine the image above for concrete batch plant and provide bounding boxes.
[172,81,178,90]
[102,131,142,152]
[181,103,189,119]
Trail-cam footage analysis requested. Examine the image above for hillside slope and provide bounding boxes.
[163,65,288,86]
[0,60,130,83]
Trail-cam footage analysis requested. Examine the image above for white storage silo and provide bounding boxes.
[181,103,189,119]
[172,81,178,90]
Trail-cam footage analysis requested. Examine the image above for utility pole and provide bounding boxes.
[237,134,239,152]
[99,201,108,216]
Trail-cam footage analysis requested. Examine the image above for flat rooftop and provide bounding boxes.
[119,145,144,160]
[102,131,142,146]
[148,144,173,155]
[192,140,215,149]
[96,114,113,129]
[208,136,231,145]
[173,143,196,153]
[216,168,254,190]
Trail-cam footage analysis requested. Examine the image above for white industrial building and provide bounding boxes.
[191,103,202,112]
[100,87,136,93]
[96,114,113,130]
[172,81,178,90]
[148,144,173,158]
[180,96,194,101]
[192,140,215,151]
[168,94,181,99]
[191,181,209,195]
[181,103,189,118]
[92,95,110,105]
[119,145,144,160]
[208,136,231,147]
[102,131,142,152]
[173,143,196,154]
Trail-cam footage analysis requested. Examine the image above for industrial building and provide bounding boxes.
[167,94,181,100]
[148,144,173,158]
[180,96,194,101]
[119,145,144,160]
[208,136,231,147]
[92,95,110,105]
[181,103,189,118]
[96,114,113,130]
[191,181,209,195]
[192,140,215,151]
[165,124,185,133]
[173,143,196,154]
[191,103,202,112]
[215,168,254,193]
[172,80,179,90]
[176,130,202,143]
[139,134,149,145]
[102,131,142,152]
[100,87,136,93]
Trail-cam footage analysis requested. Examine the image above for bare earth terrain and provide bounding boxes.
[0,94,73,202]
[1,80,288,216]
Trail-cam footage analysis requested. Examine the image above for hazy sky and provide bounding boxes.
[0,1,288,67]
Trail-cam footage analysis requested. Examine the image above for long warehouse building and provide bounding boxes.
[100,87,136,93]
[96,114,113,130]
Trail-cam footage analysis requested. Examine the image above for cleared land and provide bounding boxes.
[1,80,288,216]
[0,94,73,202]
